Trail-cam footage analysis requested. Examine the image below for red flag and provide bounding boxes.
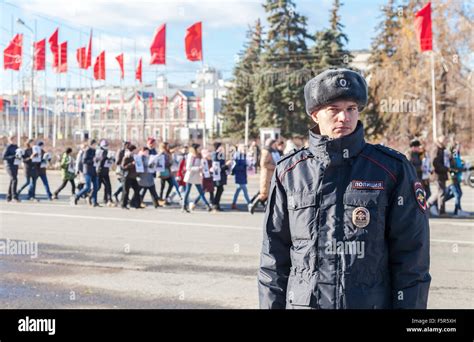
[0,96,3,112]
[150,24,166,65]
[57,41,68,73]
[86,30,93,69]
[415,2,432,52]
[34,39,46,71]
[116,53,124,79]
[185,22,202,61]
[48,28,59,68]
[93,51,106,80]
[76,47,87,69]
[3,34,23,70]
[135,58,142,82]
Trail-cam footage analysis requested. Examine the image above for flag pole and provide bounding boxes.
[120,37,125,141]
[34,19,38,139]
[17,64,21,140]
[9,13,13,137]
[430,51,437,141]
[201,63,206,148]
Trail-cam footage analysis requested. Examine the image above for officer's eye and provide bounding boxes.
[347,107,357,112]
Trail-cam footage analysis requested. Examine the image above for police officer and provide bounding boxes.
[258,68,431,309]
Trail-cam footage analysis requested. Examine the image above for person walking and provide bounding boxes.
[97,139,113,206]
[231,144,251,211]
[17,139,40,201]
[190,148,215,211]
[121,144,141,209]
[211,142,230,211]
[113,140,130,204]
[53,147,76,199]
[427,135,450,216]
[2,135,20,202]
[182,144,212,213]
[36,141,53,200]
[72,139,100,207]
[249,138,278,214]
[137,147,160,208]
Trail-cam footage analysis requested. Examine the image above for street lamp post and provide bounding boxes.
[17,18,34,140]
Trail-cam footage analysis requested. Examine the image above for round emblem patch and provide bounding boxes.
[352,207,370,228]
[338,78,349,87]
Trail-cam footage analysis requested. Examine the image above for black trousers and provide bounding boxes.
[98,173,112,203]
[141,185,160,204]
[122,178,140,208]
[160,178,173,199]
[113,178,124,198]
[6,167,18,200]
[213,185,224,207]
[54,179,76,196]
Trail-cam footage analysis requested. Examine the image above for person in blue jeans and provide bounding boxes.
[430,142,470,217]
[72,139,100,207]
[231,144,251,211]
[182,144,212,213]
[446,143,469,217]
[37,141,53,200]
[17,139,40,201]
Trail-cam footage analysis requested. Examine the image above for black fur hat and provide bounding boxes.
[304,68,368,115]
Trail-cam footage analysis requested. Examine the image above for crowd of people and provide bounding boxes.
[2,134,471,217]
[2,135,291,214]
[407,135,471,217]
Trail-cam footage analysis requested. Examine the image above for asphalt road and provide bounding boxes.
[0,170,472,309]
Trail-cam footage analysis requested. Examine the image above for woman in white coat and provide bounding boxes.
[182,143,212,213]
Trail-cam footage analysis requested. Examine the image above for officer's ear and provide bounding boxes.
[310,110,320,124]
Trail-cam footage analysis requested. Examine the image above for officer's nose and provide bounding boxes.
[336,110,350,122]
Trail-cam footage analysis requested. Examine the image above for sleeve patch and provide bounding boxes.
[414,181,427,212]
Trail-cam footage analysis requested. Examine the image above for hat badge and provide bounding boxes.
[338,78,349,87]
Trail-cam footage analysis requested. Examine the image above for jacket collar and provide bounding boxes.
[308,121,366,164]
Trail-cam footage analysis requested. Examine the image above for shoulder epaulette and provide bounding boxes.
[372,144,407,163]
[277,147,309,166]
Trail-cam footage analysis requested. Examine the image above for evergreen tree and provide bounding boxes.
[364,0,401,138]
[221,20,263,140]
[310,0,352,71]
[368,0,400,67]
[254,0,313,137]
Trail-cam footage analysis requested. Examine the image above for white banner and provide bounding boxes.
[134,154,144,173]
[32,146,42,163]
[202,159,210,178]
[212,161,221,181]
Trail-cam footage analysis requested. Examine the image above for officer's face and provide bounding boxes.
[311,100,359,138]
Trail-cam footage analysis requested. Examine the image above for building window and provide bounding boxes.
[107,109,114,120]
[94,109,100,120]
[188,107,197,120]
[131,128,138,141]
[173,105,180,119]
